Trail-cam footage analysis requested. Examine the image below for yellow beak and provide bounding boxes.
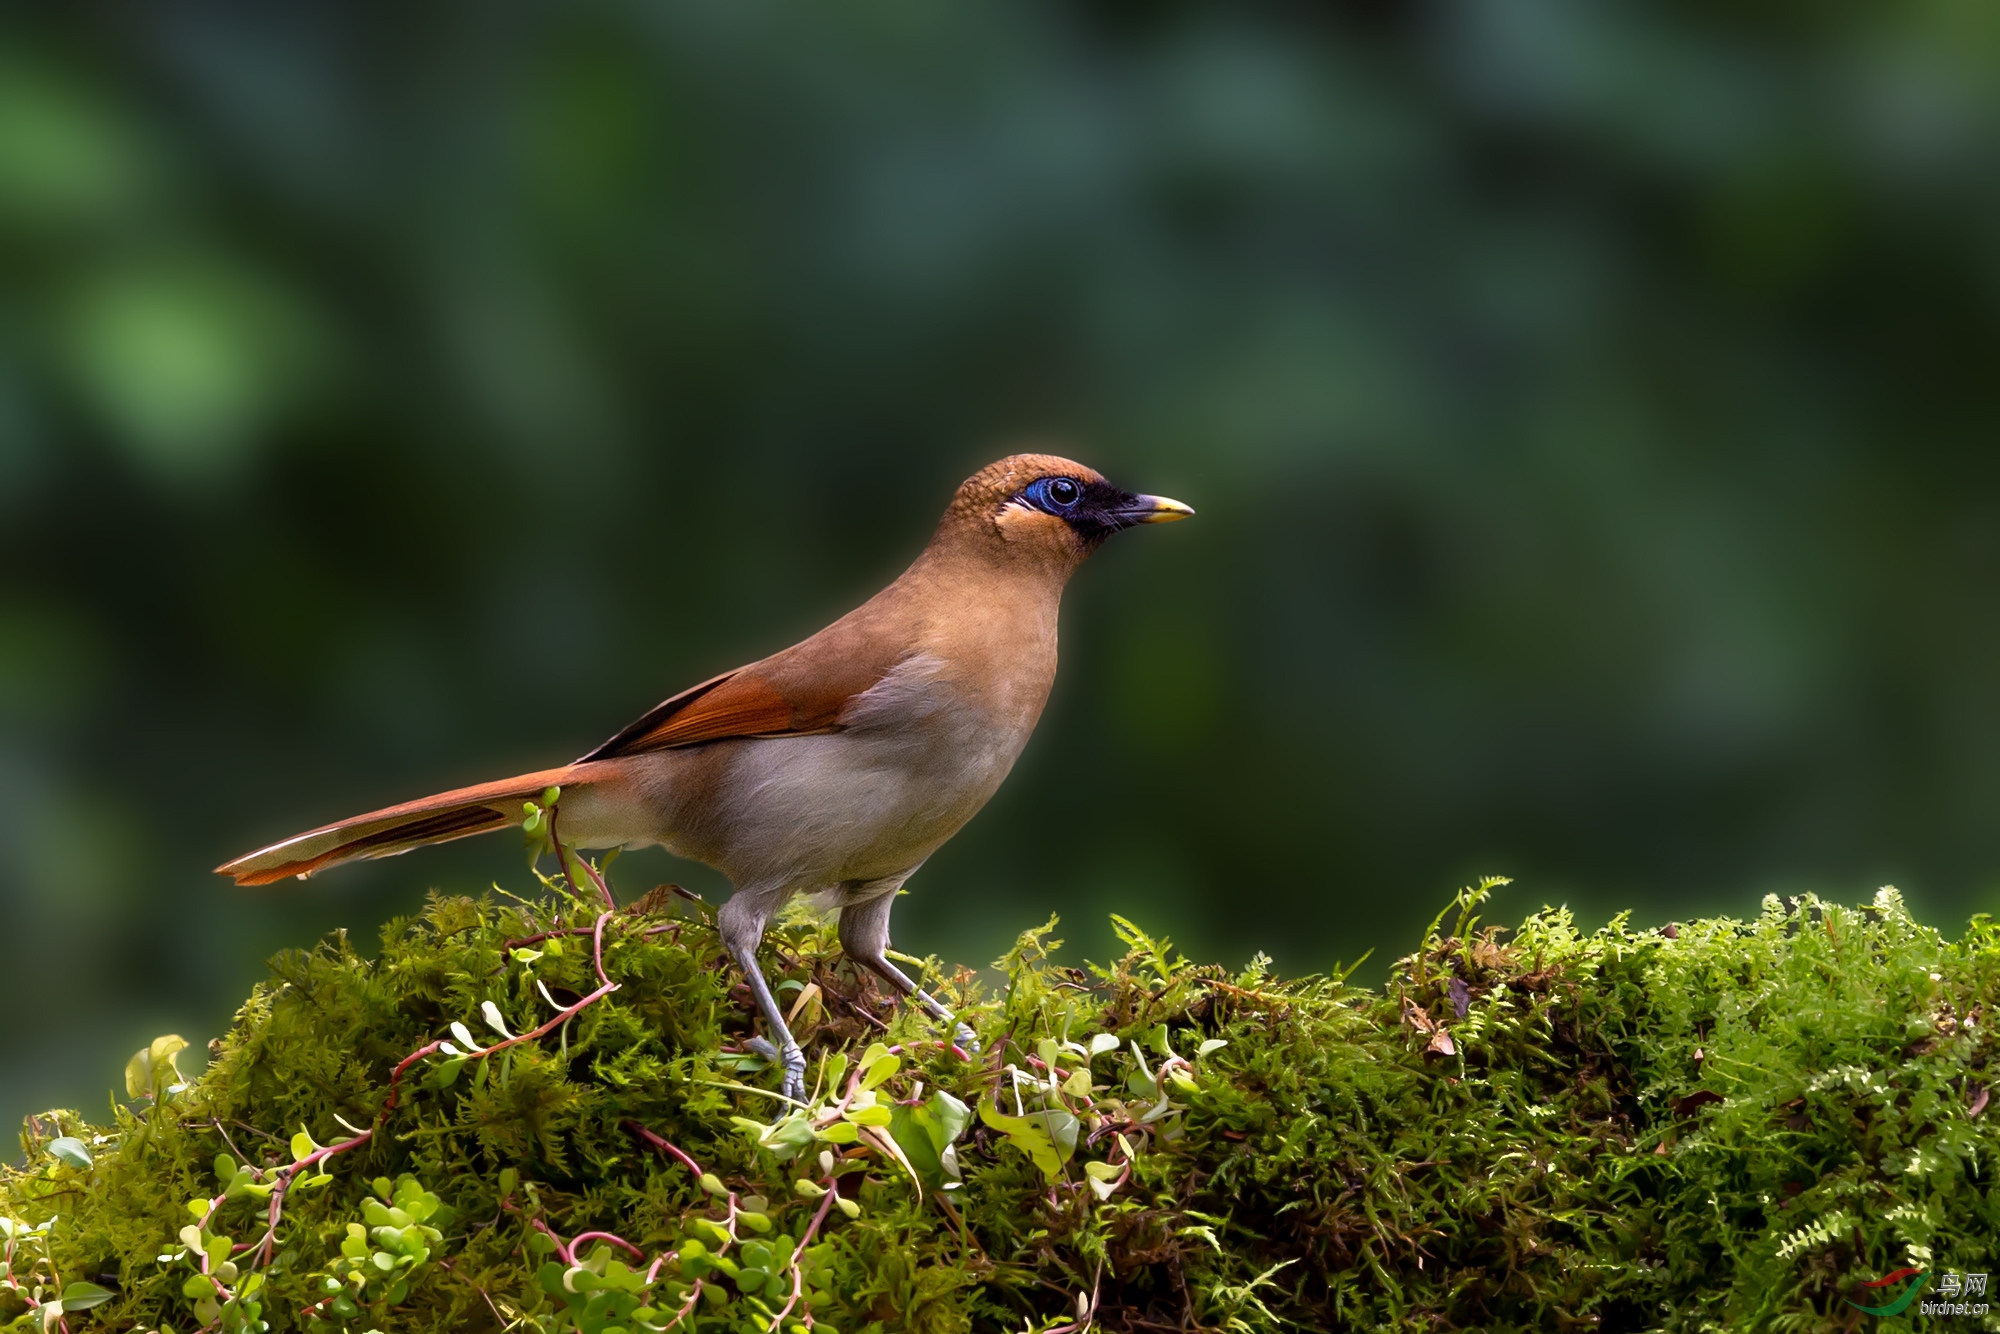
[1127,494,1195,524]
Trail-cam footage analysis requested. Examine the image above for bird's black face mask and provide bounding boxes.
[1016,475,1194,545]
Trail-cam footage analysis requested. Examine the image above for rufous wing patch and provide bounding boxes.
[584,657,890,759]
[626,673,804,747]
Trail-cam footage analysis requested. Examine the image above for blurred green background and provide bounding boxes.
[7,0,2000,1128]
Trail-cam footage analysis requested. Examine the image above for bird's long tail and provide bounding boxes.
[214,760,616,886]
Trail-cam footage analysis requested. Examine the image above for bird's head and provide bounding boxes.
[939,451,1193,573]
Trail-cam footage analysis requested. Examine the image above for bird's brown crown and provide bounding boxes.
[944,452,1106,522]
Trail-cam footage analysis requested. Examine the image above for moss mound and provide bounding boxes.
[4,875,1998,1333]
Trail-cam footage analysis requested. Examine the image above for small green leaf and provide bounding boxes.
[59,1281,115,1310]
[126,1033,188,1099]
[977,1101,1062,1181]
[290,1131,316,1162]
[860,1052,901,1091]
[47,1137,93,1169]
[1031,1108,1081,1163]
[929,1090,972,1148]
[688,1217,732,1249]
[124,1048,154,1099]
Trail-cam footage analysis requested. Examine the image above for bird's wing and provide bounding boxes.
[579,621,903,760]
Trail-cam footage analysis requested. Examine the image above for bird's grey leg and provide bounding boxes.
[838,891,978,1053]
[717,888,806,1103]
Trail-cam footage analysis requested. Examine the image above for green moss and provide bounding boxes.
[5,874,1998,1333]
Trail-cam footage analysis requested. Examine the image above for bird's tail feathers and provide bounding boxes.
[215,761,606,886]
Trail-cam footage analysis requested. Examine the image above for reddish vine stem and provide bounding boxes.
[544,805,616,910]
[254,910,618,1266]
[623,1121,706,1177]
[531,1218,575,1266]
[769,1176,840,1329]
[569,1231,646,1262]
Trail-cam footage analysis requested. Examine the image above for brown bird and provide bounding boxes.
[217,453,1192,1098]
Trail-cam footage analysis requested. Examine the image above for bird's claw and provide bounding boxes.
[952,1021,980,1056]
[744,1035,808,1101]
[779,1044,806,1103]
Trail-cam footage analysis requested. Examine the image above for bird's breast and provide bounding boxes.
[647,650,1052,890]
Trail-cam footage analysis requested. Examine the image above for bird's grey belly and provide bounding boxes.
[592,713,1027,893]
[715,725,1020,885]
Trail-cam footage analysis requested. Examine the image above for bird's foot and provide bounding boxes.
[743,1036,808,1101]
[779,1042,806,1103]
[907,987,979,1056]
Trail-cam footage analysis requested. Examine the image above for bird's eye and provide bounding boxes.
[1045,477,1081,508]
